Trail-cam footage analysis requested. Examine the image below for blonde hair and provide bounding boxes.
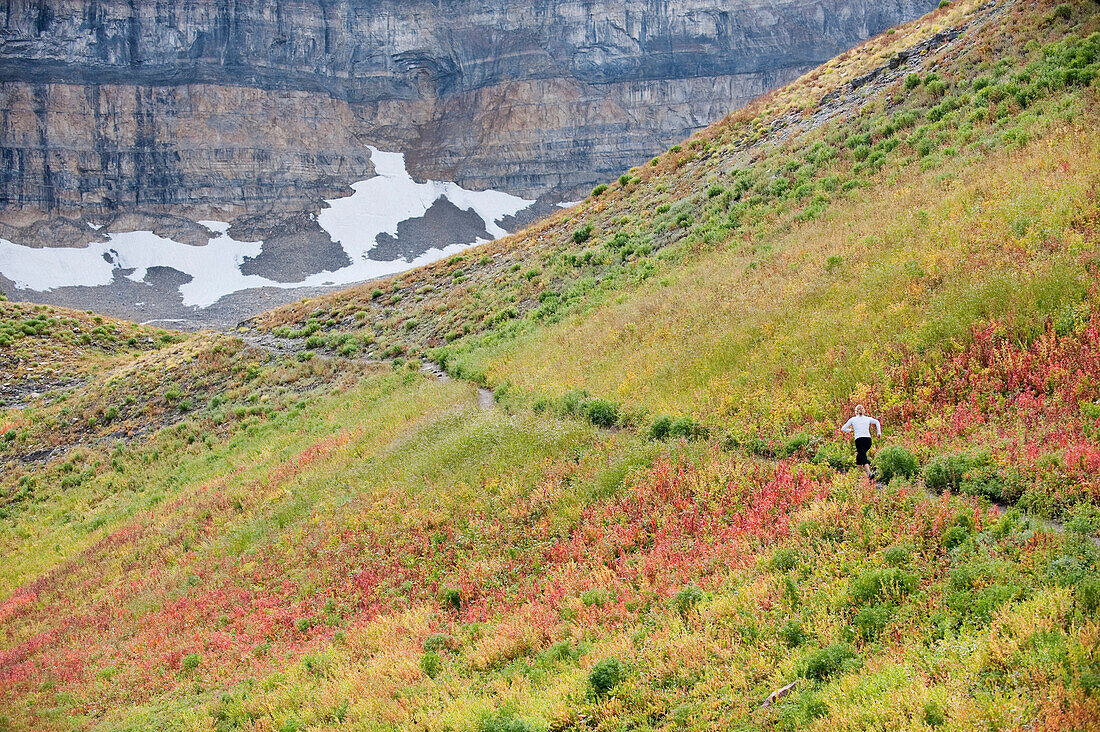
[855,405,865,415]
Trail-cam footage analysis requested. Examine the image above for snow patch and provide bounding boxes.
[317,147,531,257]
[0,148,536,309]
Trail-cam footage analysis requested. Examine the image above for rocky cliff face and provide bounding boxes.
[1,0,939,221]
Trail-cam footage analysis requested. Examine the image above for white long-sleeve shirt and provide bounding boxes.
[841,415,881,438]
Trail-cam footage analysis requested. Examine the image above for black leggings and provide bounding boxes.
[855,437,872,466]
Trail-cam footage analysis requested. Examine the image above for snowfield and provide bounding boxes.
[0,148,534,308]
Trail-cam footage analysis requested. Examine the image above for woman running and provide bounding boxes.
[841,405,882,480]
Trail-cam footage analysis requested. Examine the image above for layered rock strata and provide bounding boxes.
[1,0,940,220]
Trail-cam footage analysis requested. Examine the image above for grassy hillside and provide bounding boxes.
[3,0,1100,729]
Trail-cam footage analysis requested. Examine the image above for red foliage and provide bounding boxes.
[879,310,1100,504]
[0,450,826,723]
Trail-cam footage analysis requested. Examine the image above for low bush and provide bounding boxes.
[780,619,809,648]
[674,585,704,616]
[923,453,972,493]
[770,548,800,572]
[802,643,860,680]
[585,399,619,428]
[812,443,854,470]
[669,416,705,439]
[882,545,911,567]
[745,437,775,458]
[648,415,673,440]
[778,432,812,458]
[589,657,626,697]
[946,584,1021,625]
[423,633,455,653]
[852,604,893,641]
[850,568,919,606]
[873,445,919,483]
[420,651,442,678]
[1065,502,1100,535]
[1078,578,1100,616]
[479,714,540,732]
[960,465,1025,504]
[924,700,947,728]
[440,588,462,611]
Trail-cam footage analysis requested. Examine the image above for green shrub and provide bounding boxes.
[745,436,775,458]
[852,604,893,641]
[770,548,800,572]
[707,185,725,198]
[589,657,626,697]
[779,432,812,458]
[279,717,304,732]
[923,453,971,493]
[882,545,911,567]
[560,389,591,417]
[181,653,201,672]
[1064,503,1100,535]
[946,584,1021,624]
[674,585,704,616]
[960,465,1025,503]
[1077,578,1100,615]
[812,443,855,470]
[423,633,454,653]
[850,568,918,606]
[618,174,632,186]
[669,416,704,439]
[479,714,541,732]
[591,184,609,197]
[941,525,971,549]
[905,74,923,91]
[301,652,335,678]
[440,588,462,611]
[780,619,809,648]
[573,225,594,244]
[802,643,860,680]
[539,641,578,664]
[585,399,619,428]
[648,415,673,440]
[420,651,442,678]
[874,446,919,483]
[923,700,947,728]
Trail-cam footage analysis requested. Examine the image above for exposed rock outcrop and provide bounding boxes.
[1,0,940,221]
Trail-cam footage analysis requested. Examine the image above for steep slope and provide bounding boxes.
[256,0,1100,524]
[3,0,1100,730]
